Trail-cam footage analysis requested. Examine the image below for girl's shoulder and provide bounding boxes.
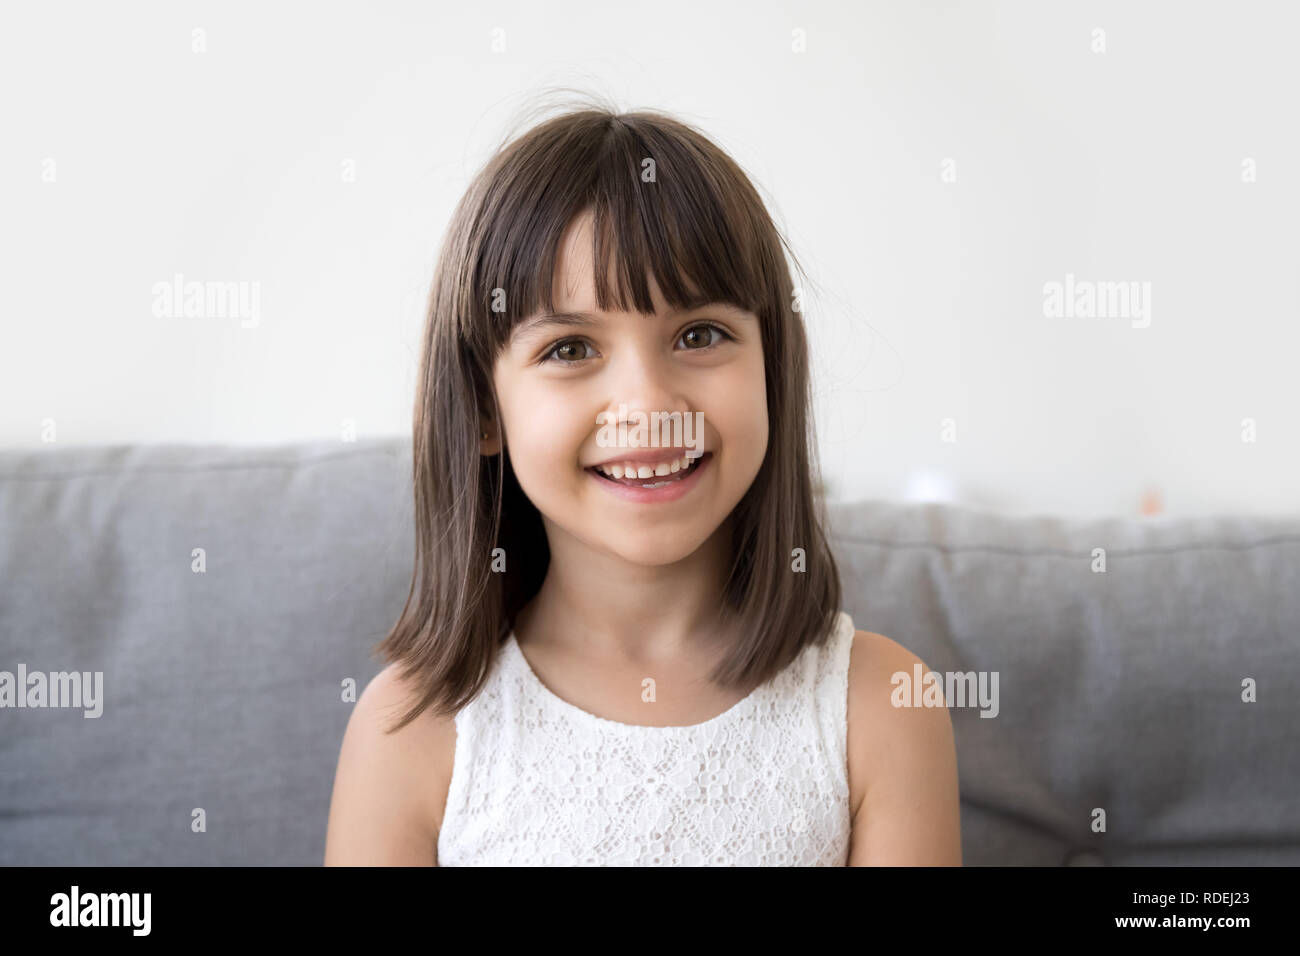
[324,664,457,864]
[847,626,942,736]
[844,627,961,862]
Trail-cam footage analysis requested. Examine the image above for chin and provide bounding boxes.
[602,532,717,568]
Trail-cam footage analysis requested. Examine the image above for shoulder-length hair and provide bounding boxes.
[375,101,841,733]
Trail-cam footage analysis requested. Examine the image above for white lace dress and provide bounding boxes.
[436,610,857,866]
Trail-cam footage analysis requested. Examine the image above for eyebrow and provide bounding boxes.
[511,311,603,346]
[510,303,749,347]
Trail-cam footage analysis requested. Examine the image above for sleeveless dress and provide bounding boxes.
[437,610,858,866]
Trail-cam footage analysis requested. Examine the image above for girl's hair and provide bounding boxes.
[375,100,841,733]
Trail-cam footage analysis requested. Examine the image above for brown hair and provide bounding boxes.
[375,96,842,732]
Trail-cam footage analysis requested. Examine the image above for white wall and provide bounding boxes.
[2,0,1295,518]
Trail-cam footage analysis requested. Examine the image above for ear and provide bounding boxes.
[479,424,501,456]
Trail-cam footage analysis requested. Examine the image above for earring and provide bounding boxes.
[482,431,488,440]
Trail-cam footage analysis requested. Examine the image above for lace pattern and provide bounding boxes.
[437,610,857,866]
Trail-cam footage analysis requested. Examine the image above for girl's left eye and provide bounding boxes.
[539,322,734,366]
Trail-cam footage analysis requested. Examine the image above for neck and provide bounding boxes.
[515,516,737,665]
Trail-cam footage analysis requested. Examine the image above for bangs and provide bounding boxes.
[464,111,779,351]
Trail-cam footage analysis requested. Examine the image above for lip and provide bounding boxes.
[588,447,706,468]
[586,452,712,504]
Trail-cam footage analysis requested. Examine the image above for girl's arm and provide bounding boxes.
[846,631,963,866]
[324,666,447,866]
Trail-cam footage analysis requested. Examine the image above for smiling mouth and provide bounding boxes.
[586,452,710,488]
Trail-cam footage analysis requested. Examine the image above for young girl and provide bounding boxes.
[324,102,961,867]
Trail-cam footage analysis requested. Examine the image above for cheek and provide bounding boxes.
[499,384,588,474]
[708,353,767,448]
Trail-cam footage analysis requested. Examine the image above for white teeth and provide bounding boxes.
[594,453,696,480]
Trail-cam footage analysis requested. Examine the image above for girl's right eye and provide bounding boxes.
[539,338,593,366]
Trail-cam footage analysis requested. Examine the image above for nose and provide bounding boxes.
[605,345,692,425]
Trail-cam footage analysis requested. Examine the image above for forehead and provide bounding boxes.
[507,210,715,347]
[501,203,758,354]
[549,210,670,312]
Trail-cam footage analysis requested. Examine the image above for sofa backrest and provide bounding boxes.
[1,437,1296,864]
[826,497,1300,865]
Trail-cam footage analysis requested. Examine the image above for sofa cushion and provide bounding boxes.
[826,499,1300,865]
[0,439,412,865]
[2,436,1296,865]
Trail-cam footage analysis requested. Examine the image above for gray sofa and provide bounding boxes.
[2,437,1296,865]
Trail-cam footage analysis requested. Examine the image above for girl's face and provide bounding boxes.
[491,211,768,568]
